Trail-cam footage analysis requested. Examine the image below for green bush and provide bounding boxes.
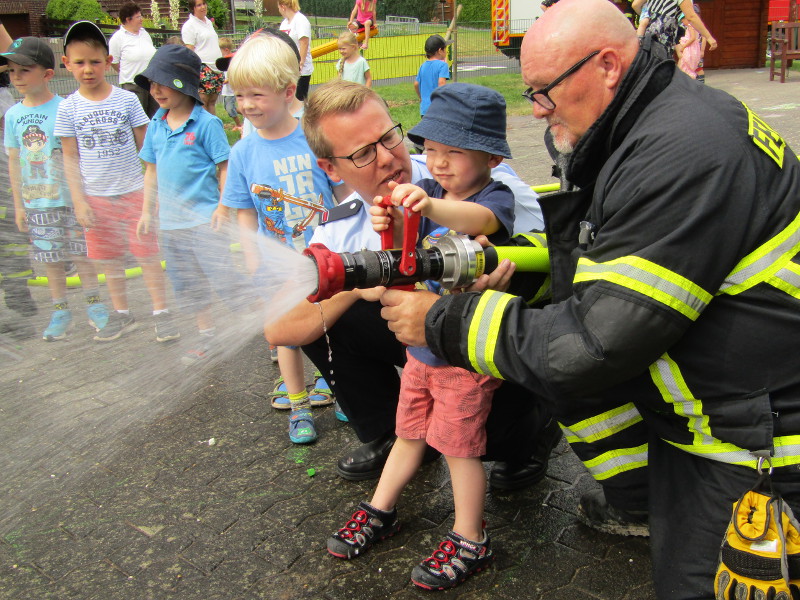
[207,0,230,28]
[46,0,109,21]
[176,0,229,28]
[458,0,490,23]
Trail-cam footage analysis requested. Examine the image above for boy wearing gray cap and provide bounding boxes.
[327,83,514,591]
[2,36,109,341]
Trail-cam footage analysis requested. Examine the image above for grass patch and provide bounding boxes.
[213,72,529,146]
[378,73,530,131]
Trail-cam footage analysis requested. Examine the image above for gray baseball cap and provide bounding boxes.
[64,21,109,53]
[0,37,55,70]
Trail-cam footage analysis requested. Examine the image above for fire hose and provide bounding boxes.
[303,235,550,302]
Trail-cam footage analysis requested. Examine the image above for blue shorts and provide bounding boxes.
[26,207,87,263]
[222,95,238,119]
[160,224,257,314]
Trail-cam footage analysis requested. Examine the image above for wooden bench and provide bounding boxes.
[770,21,800,82]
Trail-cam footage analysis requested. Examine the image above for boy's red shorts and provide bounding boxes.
[396,351,502,458]
[83,190,160,260]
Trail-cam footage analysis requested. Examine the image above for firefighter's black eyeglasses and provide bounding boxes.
[522,50,601,111]
[325,123,404,168]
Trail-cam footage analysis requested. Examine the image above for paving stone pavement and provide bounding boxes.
[1,68,799,600]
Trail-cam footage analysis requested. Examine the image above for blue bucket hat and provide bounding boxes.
[408,83,512,158]
[135,44,202,104]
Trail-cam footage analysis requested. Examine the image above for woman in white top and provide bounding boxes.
[109,2,158,117]
[181,0,223,114]
[277,0,314,101]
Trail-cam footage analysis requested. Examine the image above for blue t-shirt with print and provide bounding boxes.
[139,104,230,230]
[221,123,337,248]
[4,96,70,210]
[416,59,450,116]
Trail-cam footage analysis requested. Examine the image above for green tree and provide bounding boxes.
[207,0,230,28]
[458,0,490,23]
[46,0,109,21]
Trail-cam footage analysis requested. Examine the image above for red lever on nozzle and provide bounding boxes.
[377,195,420,277]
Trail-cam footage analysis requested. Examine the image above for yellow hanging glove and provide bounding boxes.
[714,488,800,600]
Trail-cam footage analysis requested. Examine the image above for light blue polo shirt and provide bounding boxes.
[139,103,230,230]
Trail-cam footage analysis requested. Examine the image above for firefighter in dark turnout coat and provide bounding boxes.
[378,0,800,597]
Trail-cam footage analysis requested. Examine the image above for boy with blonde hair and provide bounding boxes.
[221,31,346,444]
[55,21,177,343]
[2,36,110,340]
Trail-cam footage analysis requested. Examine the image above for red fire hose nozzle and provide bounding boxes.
[377,195,420,276]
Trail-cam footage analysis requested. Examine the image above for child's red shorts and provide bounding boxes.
[84,189,160,260]
[396,350,502,458]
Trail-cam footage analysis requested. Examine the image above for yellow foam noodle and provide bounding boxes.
[311,27,379,58]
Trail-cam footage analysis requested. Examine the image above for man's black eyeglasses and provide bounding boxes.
[326,123,404,168]
[522,50,601,111]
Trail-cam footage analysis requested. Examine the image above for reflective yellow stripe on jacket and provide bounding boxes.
[718,208,800,296]
[582,444,649,480]
[512,232,551,305]
[467,290,514,378]
[651,352,800,468]
[767,260,800,299]
[561,403,648,480]
[574,256,712,320]
[561,403,643,445]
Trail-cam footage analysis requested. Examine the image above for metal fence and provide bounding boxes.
[21,19,530,100]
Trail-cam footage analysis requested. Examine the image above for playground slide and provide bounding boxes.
[311,27,378,58]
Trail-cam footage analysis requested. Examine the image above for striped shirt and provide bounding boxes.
[646,0,681,20]
[54,86,149,196]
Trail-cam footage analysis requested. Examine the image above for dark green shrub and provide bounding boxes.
[207,0,230,28]
[46,0,109,21]
[458,0,490,22]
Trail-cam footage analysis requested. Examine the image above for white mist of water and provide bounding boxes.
[0,221,320,530]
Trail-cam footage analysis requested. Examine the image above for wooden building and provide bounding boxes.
[695,0,770,69]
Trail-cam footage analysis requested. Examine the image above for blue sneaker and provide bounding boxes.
[334,401,349,422]
[43,309,72,341]
[86,302,109,331]
[289,408,317,444]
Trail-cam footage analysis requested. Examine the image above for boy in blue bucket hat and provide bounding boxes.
[326,82,515,591]
[135,43,257,365]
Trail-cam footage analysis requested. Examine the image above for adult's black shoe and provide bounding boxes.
[489,419,563,491]
[336,433,396,481]
[577,488,649,537]
[336,435,441,481]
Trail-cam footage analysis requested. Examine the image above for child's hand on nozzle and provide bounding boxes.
[369,196,394,233]
[383,180,433,216]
